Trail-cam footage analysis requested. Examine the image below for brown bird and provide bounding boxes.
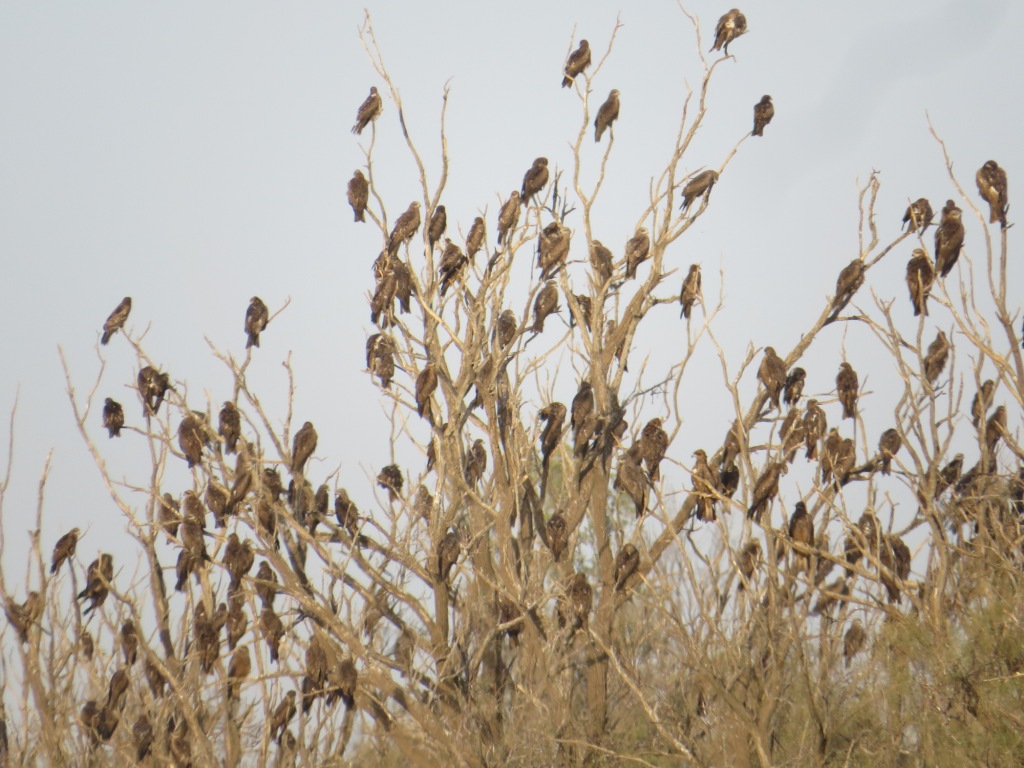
[102,398,124,438]
[780,407,804,464]
[640,418,669,481]
[562,39,591,88]
[366,333,396,389]
[521,158,550,206]
[624,228,651,279]
[532,280,559,333]
[107,667,129,710]
[333,657,358,710]
[590,240,614,283]
[880,535,911,603]
[80,701,101,744]
[844,512,879,573]
[615,444,649,518]
[537,221,571,278]
[415,363,438,422]
[227,597,247,650]
[843,621,867,667]
[386,203,421,259]
[788,501,814,574]
[934,200,965,278]
[260,605,284,663]
[439,238,468,297]
[985,405,1007,454]
[836,362,859,420]
[133,715,154,761]
[177,412,206,468]
[464,438,487,486]
[719,461,740,501]
[539,402,567,469]
[347,169,368,222]
[78,553,114,615]
[497,192,521,245]
[120,621,138,666]
[377,464,403,501]
[561,572,593,633]
[50,528,79,574]
[747,462,786,522]
[567,291,592,330]
[833,436,856,489]
[680,170,718,210]
[254,560,278,608]
[902,197,934,232]
[736,540,761,590]
[877,428,902,475]
[758,346,787,410]
[158,492,181,539]
[614,543,640,591]
[101,297,131,345]
[803,399,827,460]
[679,264,702,319]
[752,95,773,136]
[270,690,297,743]
[691,449,719,522]
[905,248,935,317]
[711,8,747,55]
[546,511,569,561]
[291,421,317,475]
[783,367,806,408]
[832,259,865,313]
[923,330,949,383]
[5,592,42,644]
[244,296,269,349]
[137,366,172,416]
[437,530,461,581]
[352,86,382,134]
[971,379,995,428]
[466,216,486,261]
[571,381,595,456]
[976,160,1008,227]
[594,89,620,142]
[227,645,250,701]
[495,309,517,349]
[820,430,842,487]
[302,634,329,711]
[223,532,254,589]
[427,204,447,251]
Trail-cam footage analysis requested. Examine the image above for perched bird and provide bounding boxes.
[679,264,702,320]
[133,715,154,762]
[177,412,206,468]
[737,540,761,591]
[624,228,651,279]
[377,464,403,501]
[843,621,866,667]
[137,366,172,416]
[415,363,438,422]
[591,240,614,283]
[571,381,596,456]
[937,453,964,495]
[466,216,486,261]
[985,405,1007,454]
[836,362,859,420]
[788,502,815,574]
[561,572,593,633]
[439,238,468,297]
[292,421,317,475]
[261,605,285,663]
[971,379,995,428]
[5,592,42,644]
[711,9,747,55]
[594,89,620,142]
[102,398,124,438]
[50,528,79,574]
[976,160,1008,227]
[691,449,719,522]
[934,200,965,278]
[844,512,879,573]
[158,492,181,539]
[227,645,250,701]
[107,667,129,710]
[902,198,934,232]
[905,249,935,317]
[464,438,487,486]
[495,309,517,348]
[923,331,949,384]
[562,39,591,88]
[539,402,567,470]
[333,657,358,710]
[752,95,773,136]
[833,436,857,489]
[219,401,241,455]
[614,543,640,592]
[430,531,461,587]
[832,259,865,313]
[719,461,740,501]
[427,205,447,251]
[254,561,278,608]
[120,621,138,666]
[803,399,827,460]
[567,291,592,330]
[878,428,902,475]
[680,170,718,210]
[366,333,396,389]
[352,86,382,134]
[521,158,550,206]
[223,532,254,589]
[78,554,114,615]
[347,169,368,222]
[532,281,559,333]
[780,407,805,464]
[879,535,911,603]
[245,296,269,349]
[615,444,649,518]
[640,418,669,481]
[757,346,787,410]
[747,462,786,522]
[270,690,297,743]
[497,192,521,245]
[783,367,806,408]
[101,297,132,345]
[537,221,571,278]
[388,201,422,255]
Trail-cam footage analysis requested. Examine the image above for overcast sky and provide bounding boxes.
[0,1,1021,587]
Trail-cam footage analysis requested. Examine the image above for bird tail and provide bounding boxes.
[101,332,111,345]
[562,76,573,88]
[752,125,762,137]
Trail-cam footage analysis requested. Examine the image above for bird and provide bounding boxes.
[747,462,785,522]
[679,170,718,210]
[833,436,856,489]
[101,297,132,345]
[937,453,963,495]
[788,501,815,574]
[971,380,995,428]
[836,362,859,420]
[902,198,934,232]
[260,607,285,665]
[245,296,269,348]
[223,532,254,589]
[78,554,114,614]
[102,398,124,438]
[532,281,559,333]
[615,444,649,518]
[137,366,172,416]
[439,238,468,297]
[832,259,865,313]
[177,412,206,468]
[561,572,593,633]
[679,264,702,319]
[219,401,241,455]
[347,169,368,222]
[133,715,154,761]
[880,535,911,603]
[905,249,935,317]
[466,216,486,261]
[427,205,447,251]
[562,39,591,88]
[464,438,487,486]
[292,421,317,475]
[780,407,805,464]
[5,592,42,643]
[757,346,787,410]
[934,200,965,278]
[691,449,719,522]
[377,464,404,501]
[497,192,521,245]
[521,158,550,206]
[923,331,949,384]
[752,95,773,136]
[571,381,595,456]
[119,621,138,666]
[841,621,867,667]
[737,540,761,591]
[640,418,669,482]
[537,221,571,278]
[227,646,250,701]
[783,368,806,408]
[50,528,79,574]
[415,363,438,422]
[539,402,567,470]
[614,544,640,591]
[366,333,396,389]
[985,405,1007,454]
[878,428,902,475]
[270,690,297,743]
[719,462,740,501]
[624,228,651,279]
[352,86,382,134]
[568,292,592,330]
[589,240,614,284]
[388,201,422,255]
[820,430,842,487]
[976,160,1008,227]
[333,657,358,710]
[546,511,569,561]
[437,530,461,581]
[594,89,620,142]
[495,309,517,348]
[801,399,826,462]
[711,9,747,55]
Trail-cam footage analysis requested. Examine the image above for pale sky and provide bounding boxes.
[0,1,1021,587]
